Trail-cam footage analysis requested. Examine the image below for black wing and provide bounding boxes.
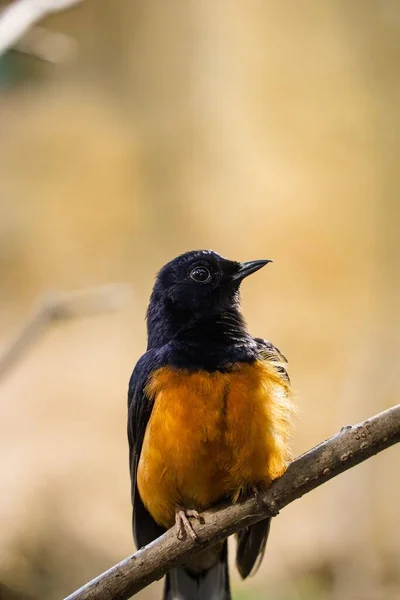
[128,350,165,549]
[236,337,289,579]
[254,337,290,383]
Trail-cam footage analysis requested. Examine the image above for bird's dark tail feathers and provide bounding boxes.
[163,541,230,600]
[236,516,271,579]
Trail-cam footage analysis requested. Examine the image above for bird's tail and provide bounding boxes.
[163,541,230,600]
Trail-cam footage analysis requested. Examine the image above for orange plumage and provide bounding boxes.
[137,359,294,529]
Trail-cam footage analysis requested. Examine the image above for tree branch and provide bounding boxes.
[0,284,129,382]
[0,0,85,58]
[12,24,78,63]
[64,404,400,600]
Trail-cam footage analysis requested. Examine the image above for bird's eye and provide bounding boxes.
[189,266,211,283]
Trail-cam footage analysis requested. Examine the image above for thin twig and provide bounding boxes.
[0,0,84,58]
[13,24,78,63]
[0,284,129,381]
[64,404,400,600]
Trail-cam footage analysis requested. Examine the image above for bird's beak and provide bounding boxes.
[231,259,273,281]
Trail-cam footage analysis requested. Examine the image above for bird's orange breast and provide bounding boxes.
[137,360,293,529]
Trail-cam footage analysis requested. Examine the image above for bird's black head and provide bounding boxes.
[146,250,272,357]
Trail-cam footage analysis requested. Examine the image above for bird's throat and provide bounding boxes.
[147,300,256,370]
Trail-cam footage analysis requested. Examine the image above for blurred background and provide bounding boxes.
[0,1,399,599]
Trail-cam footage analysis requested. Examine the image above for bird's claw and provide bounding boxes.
[175,508,201,541]
[251,485,279,516]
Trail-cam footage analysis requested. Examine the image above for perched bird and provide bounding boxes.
[128,250,294,600]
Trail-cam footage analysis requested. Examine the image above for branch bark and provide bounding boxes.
[0,0,84,58]
[64,404,400,600]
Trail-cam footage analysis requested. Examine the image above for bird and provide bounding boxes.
[127,249,294,600]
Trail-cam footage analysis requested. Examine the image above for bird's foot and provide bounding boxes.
[251,485,279,516]
[175,507,201,541]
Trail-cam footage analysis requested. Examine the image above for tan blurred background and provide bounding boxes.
[0,1,399,599]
